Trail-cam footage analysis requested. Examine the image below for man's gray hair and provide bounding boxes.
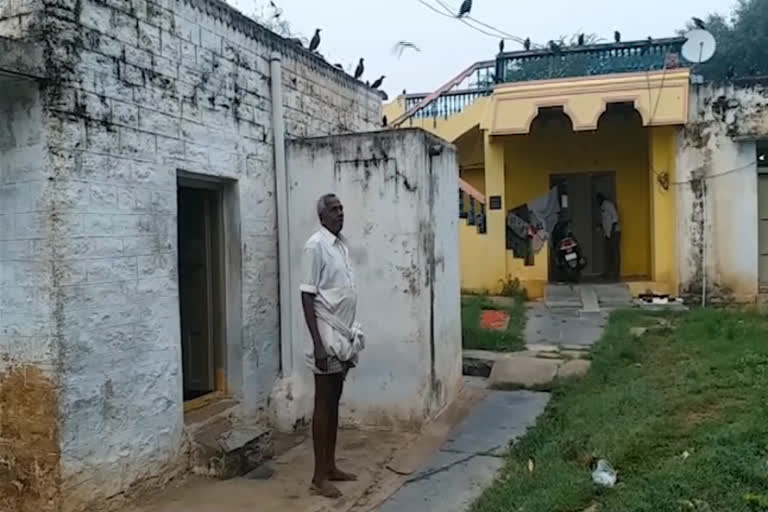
[316,193,338,218]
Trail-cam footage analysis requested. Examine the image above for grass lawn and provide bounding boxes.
[461,295,526,352]
[473,309,768,512]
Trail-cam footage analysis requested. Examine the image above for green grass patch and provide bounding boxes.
[472,309,768,512]
[462,295,526,352]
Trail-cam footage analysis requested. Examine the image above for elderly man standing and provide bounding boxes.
[300,193,365,499]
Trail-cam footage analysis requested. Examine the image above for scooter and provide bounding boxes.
[552,220,587,282]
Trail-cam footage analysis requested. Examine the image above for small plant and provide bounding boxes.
[499,276,528,301]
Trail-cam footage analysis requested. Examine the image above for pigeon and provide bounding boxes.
[457,0,472,18]
[371,75,385,89]
[309,29,321,52]
[614,30,621,43]
[524,38,531,51]
[692,17,706,30]
[354,58,365,80]
[578,33,585,46]
[499,39,505,53]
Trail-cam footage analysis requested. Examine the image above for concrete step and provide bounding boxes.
[188,406,273,480]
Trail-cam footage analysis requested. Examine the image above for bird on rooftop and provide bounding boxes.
[354,58,365,80]
[334,63,343,70]
[499,39,505,53]
[457,0,472,18]
[382,115,388,127]
[642,36,653,54]
[371,75,385,89]
[523,38,531,51]
[549,40,561,55]
[578,33,585,46]
[402,88,407,96]
[614,30,621,43]
[309,29,321,52]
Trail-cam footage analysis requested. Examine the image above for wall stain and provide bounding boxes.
[0,365,61,512]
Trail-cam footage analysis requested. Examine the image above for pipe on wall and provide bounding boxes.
[270,51,292,376]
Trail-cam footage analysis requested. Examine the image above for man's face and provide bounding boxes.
[321,197,344,235]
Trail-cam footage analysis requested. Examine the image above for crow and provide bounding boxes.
[334,63,344,70]
[614,30,621,43]
[692,17,707,30]
[382,115,388,127]
[578,33,585,46]
[642,36,653,54]
[371,75,385,89]
[402,88,407,96]
[458,0,472,18]
[524,38,531,51]
[309,29,321,52]
[499,39,505,53]
[354,58,365,80]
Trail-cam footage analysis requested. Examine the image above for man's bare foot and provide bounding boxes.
[329,468,357,482]
[310,481,342,498]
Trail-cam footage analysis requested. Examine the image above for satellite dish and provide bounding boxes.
[682,29,717,64]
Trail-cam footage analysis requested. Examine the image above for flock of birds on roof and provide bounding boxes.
[287,27,387,100]
[282,0,709,116]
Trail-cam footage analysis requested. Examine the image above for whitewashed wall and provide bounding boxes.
[0,0,380,508]
[677,81,768,301]
[275,129,462,432]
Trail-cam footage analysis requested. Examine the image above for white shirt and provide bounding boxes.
[300,228,360,366]
[601,200,620,239]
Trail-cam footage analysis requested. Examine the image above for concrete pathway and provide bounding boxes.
[526,284,630,349]
[379,390,549,512]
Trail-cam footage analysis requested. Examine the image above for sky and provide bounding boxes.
[226,0,736,98]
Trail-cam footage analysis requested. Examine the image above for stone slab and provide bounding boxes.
[580,285,600,313]
[489,357,561,391]
[557,359,592,380]
[525,304,608,347]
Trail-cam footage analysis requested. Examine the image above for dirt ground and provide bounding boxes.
[125,386,486,512]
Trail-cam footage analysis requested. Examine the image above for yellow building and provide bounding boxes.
[385,38,690,299]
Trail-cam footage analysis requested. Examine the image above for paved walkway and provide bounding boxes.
[382,284,624,511]
[379,390,549,512]
[525,284,630,349]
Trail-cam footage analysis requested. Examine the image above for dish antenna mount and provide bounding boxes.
[682,29,717,64]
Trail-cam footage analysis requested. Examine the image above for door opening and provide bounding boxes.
[178,183,226,403]
[550,172,617,282]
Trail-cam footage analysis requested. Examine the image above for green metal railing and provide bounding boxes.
[495,37,687,84]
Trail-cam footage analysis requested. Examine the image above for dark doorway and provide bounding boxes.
[177,184,225,402]
[550,172,617,281]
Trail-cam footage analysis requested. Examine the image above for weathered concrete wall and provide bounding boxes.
[275,129,462,432]
[677,81,768,302]
[0,0,380,509]
[0,77,62,512]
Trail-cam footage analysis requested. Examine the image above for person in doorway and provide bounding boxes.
[300,193,365,499]
[597,193,621,280]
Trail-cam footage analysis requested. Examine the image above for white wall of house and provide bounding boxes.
[677,81,768,302]
[0,0,380,509]
[275,129,463,432]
